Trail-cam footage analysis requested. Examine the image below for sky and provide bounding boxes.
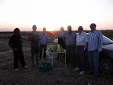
[0,0,113,31]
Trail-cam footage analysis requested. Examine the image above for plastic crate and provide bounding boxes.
[39,62,52,71]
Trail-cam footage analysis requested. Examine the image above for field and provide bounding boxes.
[0,30,113,85]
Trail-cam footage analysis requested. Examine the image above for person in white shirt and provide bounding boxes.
[75,26,88,75]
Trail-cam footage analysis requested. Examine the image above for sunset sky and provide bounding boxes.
[0,0,113,31]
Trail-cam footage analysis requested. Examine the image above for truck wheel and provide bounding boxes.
[100,58,113,73]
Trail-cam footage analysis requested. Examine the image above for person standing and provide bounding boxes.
[28,25,40,66]
[87,23,103,79]
[57,27,66,49]
[75,26,88,75]
[55,27,66,61]
[64,25,76,68]
[8,28,28,71]
[39,27,47,60]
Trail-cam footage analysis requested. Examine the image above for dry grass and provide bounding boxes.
[0,31,113,85]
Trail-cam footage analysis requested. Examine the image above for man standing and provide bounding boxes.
[39,27,47,60]
[28,25,40,66]
[87,23,103,79]
[75,26,88,75]
[55,27,66,61]
[64,25,76,68]
[57,27,66,50]
[8,28,28,71]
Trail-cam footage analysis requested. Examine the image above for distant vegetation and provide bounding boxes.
[101,30,113,40]
[0,30,113,40]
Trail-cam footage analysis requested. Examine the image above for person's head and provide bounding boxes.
[54,39,58,44]
[14,28,20,36]
[78,26,83,34]
[43,27,46,33]
[60,27,64,32]
[67,25,72,33]
[32,25,37,32]
[90,23,96,31]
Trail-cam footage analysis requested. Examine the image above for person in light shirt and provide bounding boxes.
[75,26,88,75]
[39,27,47,60]
[87,23,103,79]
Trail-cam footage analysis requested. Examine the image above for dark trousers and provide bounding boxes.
[39,44,47,59]
[13,50,26,69]
[66,45,76,67]
[76,46,85,71]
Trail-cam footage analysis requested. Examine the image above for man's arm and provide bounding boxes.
[8,36,17,51]
[84,33,88,50]
[20,35,23,43]
[98,31,103,53]
[28,32,32,41]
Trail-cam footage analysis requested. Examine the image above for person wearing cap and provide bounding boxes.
[87,23,103,79]
[64,25,76,68]
[8,28,28,71]
[39,27,47,60]
[75,26,88,75]
[28,25,40,66]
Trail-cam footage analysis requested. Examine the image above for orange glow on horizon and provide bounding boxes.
[0,0,113,31]
[48,31,57,36]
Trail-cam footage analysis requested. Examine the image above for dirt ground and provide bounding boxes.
[0,37,113,85]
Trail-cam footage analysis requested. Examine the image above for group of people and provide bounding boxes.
[56,23,103,79]
[8,25,48,71]
[8,23,103,79]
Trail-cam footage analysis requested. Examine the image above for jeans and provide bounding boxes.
[88,50,99,76]
[39,44,47,59]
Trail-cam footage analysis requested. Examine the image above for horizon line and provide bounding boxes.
[0,29,113,32]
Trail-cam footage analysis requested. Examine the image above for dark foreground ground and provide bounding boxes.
[0,33,113,85]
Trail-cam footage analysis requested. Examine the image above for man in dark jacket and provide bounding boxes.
[8,28,28,71]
